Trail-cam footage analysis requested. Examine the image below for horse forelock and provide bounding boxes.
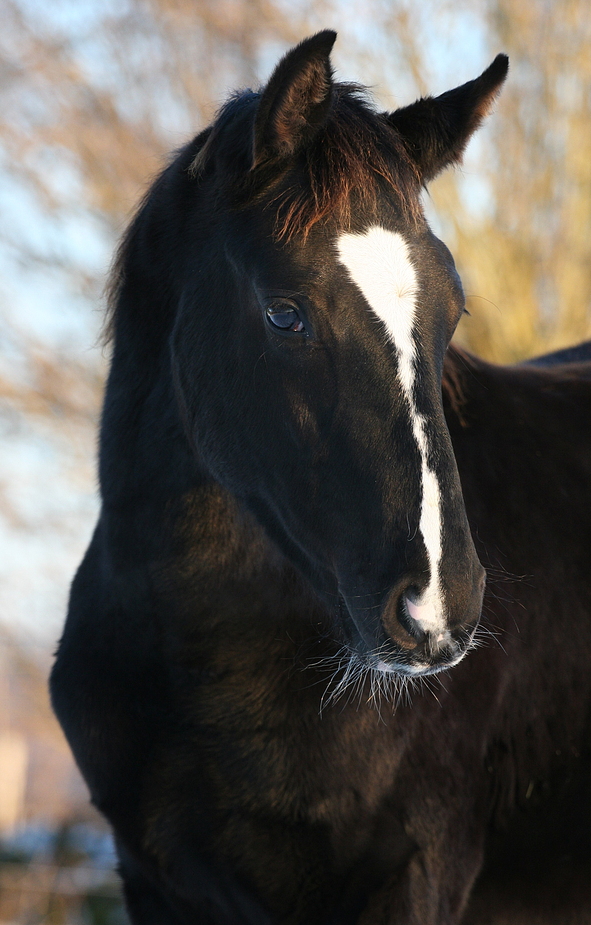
[192,82,422,240]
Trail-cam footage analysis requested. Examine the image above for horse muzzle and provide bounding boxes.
[339,568,485,677]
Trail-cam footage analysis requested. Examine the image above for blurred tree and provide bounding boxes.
[3,0,590,368]
[2,0,590,373]
[429,0,591,360]
[0,0,317,237]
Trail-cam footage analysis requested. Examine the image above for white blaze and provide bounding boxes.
[336,225,445,633]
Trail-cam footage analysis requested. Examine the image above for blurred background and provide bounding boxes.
[1,0,590,921]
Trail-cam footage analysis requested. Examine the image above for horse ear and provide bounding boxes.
[251,30,336,169]
[388,55,509,183]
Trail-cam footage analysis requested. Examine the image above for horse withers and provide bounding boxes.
[51,31,591,924]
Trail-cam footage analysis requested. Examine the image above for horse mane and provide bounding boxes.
[442,344,480,425]
[191,83,421,241]
[103,128,212,347]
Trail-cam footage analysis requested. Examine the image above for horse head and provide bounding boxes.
[171,32,508,677]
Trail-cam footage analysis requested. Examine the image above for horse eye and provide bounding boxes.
[266,305,305,333]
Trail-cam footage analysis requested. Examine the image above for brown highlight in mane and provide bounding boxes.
[266,85,422,241]
[192,83,422,242]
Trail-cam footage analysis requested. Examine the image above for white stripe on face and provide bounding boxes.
[336,226,445,634]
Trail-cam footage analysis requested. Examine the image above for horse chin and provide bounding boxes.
[340,606,476,679]
[373,650,468,678]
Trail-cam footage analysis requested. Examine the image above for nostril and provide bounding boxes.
[396,595,426,642]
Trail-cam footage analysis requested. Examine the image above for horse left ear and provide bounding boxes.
[251,30,336,169]
[388,55,509,183]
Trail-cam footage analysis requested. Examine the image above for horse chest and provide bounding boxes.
[192,685,416,917]
[190,667,407,829]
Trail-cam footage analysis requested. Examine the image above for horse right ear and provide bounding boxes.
[251,30,336,169]
[388,55,509,183]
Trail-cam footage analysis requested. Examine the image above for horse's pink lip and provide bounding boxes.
[374,658,445,677]
[376,660,396,674]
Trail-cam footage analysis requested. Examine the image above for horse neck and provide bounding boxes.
[443,344,591,567]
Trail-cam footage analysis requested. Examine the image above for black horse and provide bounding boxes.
[51,32,591,924]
